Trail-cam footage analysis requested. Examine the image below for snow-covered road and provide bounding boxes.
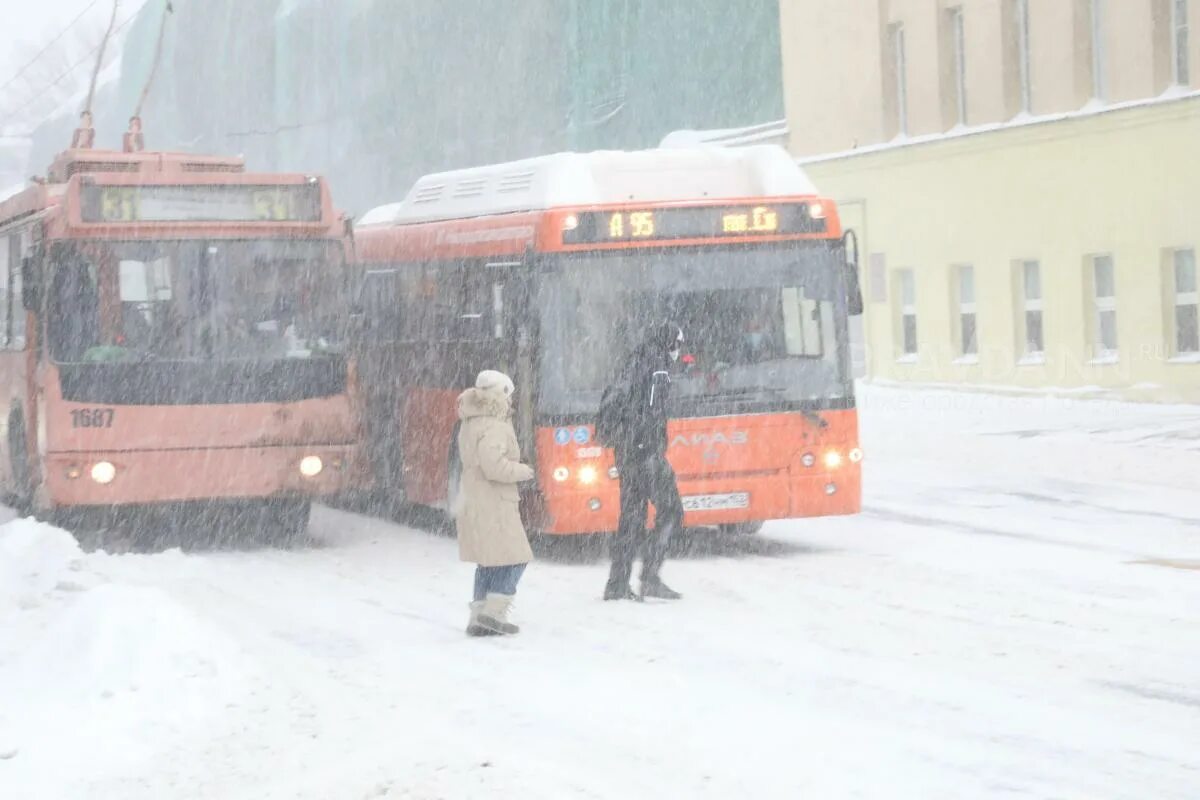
[2,385,1198,799]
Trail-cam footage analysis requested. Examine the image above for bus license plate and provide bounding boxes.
[682,492,750,512]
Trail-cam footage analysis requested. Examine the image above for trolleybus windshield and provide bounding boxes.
[538,243,852,416]
[47,239,345,365]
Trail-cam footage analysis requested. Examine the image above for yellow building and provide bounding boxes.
[780,0,1200,401]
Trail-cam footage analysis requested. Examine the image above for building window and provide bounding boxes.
[1017,260,1044,358]
[896,269,917,356]
[955,265,977,357]
[1173,248,1199,354]
[1090,0,1106,100]
[1015,0,1032,111]
[1173,0,1191,86]
[891,24,909,135]
[950,7,968,125]
[1090,254,1118,358]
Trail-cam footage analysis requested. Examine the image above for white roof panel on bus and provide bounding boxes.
[357,145,819,227]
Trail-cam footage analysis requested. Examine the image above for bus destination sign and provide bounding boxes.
[80,184,323,224]
[561,203,827,245]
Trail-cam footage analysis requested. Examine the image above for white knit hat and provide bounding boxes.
[475,369,515,397]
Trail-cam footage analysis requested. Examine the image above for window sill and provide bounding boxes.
[952,355,980,365]
[1167,353,1200,364]
[1088,354,1120,366]
[1017,354,1046,366]
[895,354,919,364]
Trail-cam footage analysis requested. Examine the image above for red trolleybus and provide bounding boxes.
[0,146,365,540]
[353,146,862,535]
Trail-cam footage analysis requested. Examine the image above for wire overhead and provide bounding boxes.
[0,0,101,96]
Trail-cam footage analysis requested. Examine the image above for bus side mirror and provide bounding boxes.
[844,262,864,316]
[21,256,42,311]
[841,230,864,316]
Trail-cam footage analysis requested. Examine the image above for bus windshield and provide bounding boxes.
[47,239,344,364]
[538,243,852,416]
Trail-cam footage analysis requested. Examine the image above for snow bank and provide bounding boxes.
[0,518,254,796]
[0,517,86,614]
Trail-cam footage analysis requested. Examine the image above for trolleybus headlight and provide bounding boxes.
[801,452,816,468]
[65,465,82,480]
[825,483,838,495]
[607,466,620,479]
[823,451,843,469]
[809,202,826,219]
[90,461,117,485]
[563,213,580,231]
[849,448,864,463]
[552,466,570,482]
[588,498,602,512]
[578,465,598,485]
[299,456,324,478]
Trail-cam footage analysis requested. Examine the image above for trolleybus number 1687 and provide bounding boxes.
[70,408,116,428]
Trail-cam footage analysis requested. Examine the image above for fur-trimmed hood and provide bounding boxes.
[457,386,511,421]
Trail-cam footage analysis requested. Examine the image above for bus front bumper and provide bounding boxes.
[40,445,365,508]
[536,464,862,535]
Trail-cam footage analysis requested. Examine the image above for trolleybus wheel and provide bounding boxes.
[261,498,312,546]
[7,412,32,515]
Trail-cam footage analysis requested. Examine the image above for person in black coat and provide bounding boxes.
[604,322,685,601]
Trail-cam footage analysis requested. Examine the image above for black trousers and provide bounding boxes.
[608,450,684,586]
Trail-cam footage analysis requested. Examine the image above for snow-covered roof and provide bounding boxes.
[659,119,789,149]
[358,145,818,226]
[798,86,1200,165]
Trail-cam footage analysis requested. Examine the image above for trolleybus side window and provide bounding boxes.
[11,231,27,349]
[0,234,10,348]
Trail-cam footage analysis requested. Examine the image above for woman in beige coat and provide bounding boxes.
[455,370,535,636]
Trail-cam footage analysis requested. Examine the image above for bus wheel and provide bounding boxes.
[7,414,32,515]
[718,521,764,536]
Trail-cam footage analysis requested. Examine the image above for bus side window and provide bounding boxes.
[459,264,493,341]
[361,270,401,342]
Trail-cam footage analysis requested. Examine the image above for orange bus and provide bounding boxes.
[0,146,365,541]
[352,146,862,535]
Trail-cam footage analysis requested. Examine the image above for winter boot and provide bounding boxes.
[603,580,642,601]
[640,576,682,600]
[466,601,497,637]
[478,593,519,635]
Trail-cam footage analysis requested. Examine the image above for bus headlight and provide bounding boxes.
[299,456,324,478]
[801,453,816,468]
[849,448,864,463]
[90,461,117,485]
[552,466,570,482]
[608,466,620,479]
[823,451,843,469]
[578,466,598,485]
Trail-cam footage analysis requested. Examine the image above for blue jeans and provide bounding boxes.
[473,563,527,601]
